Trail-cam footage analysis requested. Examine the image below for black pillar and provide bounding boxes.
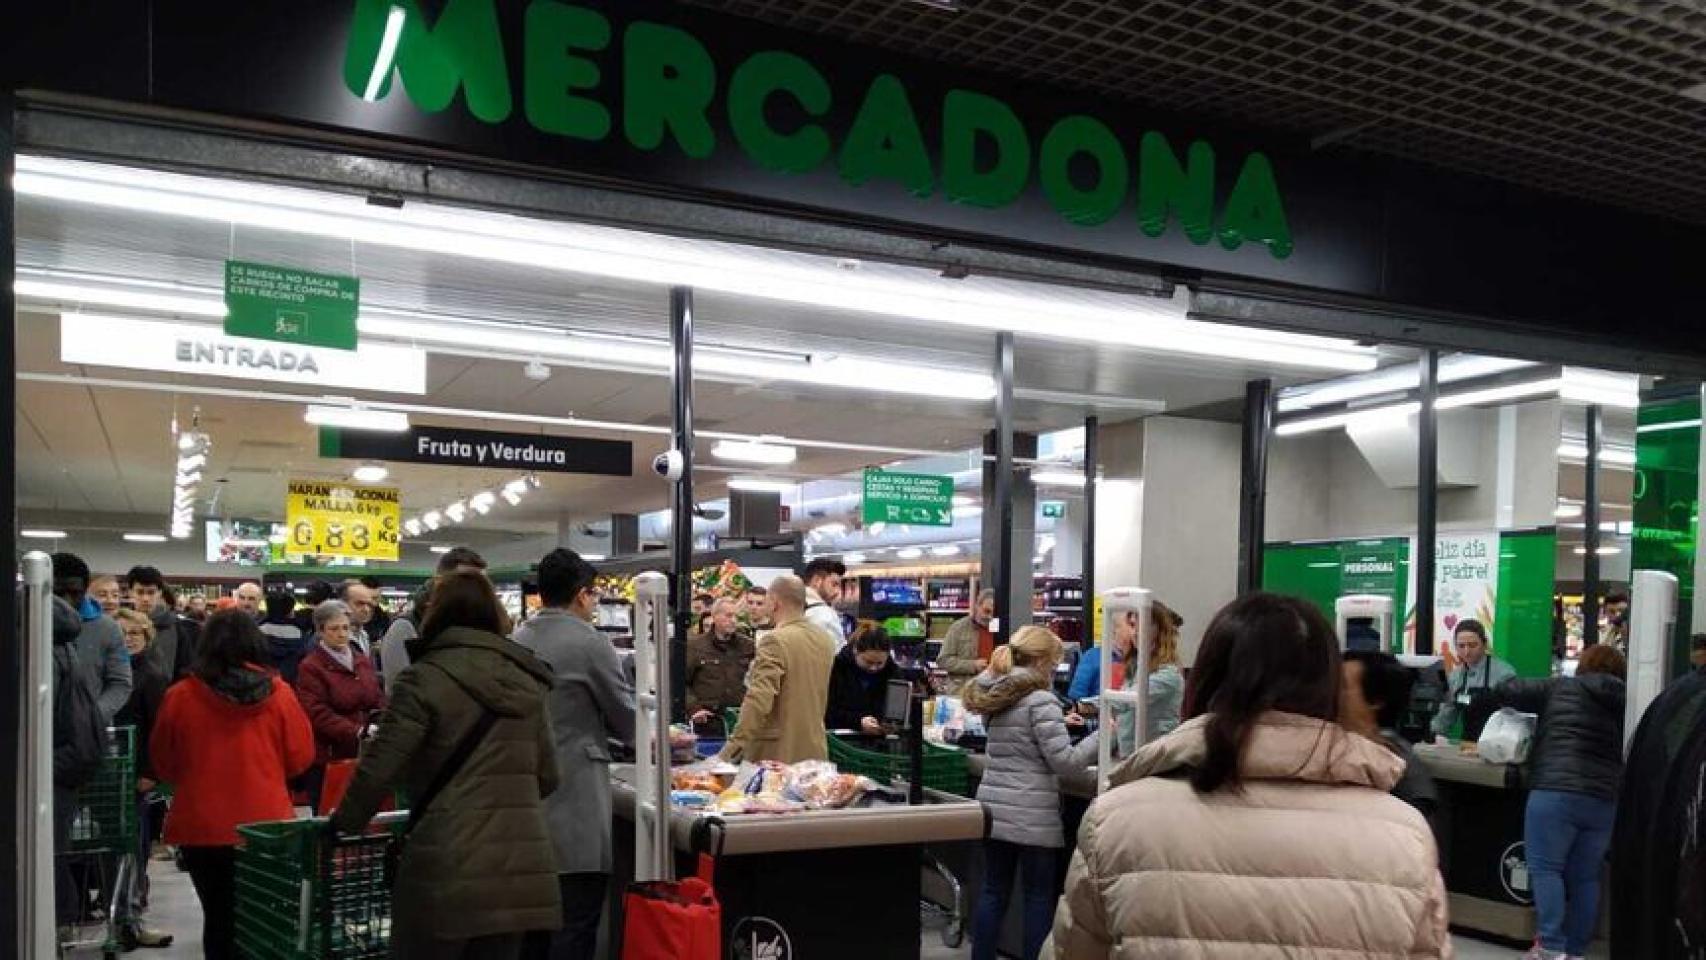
[1415,351,1439,657]
[1583,404,1603,647]
[1237,379,1273,596]
[0,91,19,953]
[1082,416,1098,644]
[994,332,1016,645]
[668,287,694,719]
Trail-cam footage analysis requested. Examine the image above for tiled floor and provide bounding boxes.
[76,866,1598,959]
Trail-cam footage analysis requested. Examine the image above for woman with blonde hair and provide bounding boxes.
[963,625,1098,960]
[1113,600,1186,757]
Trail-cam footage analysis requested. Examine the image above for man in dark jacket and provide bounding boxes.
[685,597,755,735]
[52,552,131,722]
[1341,651,1438,828]
[127,565,197,680]
[258,589,310,685]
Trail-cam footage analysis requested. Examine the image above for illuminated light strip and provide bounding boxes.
[1274,402,1420,437]
[15,156,1378,373]
[362,6,409,102]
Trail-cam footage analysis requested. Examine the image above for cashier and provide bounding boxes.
[826,624,902,735]
[1430,619,1516,738]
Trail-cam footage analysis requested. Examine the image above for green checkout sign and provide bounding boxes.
[862,469,955,527]
[224,260,360,350]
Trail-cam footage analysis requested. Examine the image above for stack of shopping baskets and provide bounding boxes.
[234,814,405,960]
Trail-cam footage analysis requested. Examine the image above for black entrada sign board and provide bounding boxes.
[320,425,632,476]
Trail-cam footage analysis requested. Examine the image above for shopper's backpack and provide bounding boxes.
[53,641,109,789]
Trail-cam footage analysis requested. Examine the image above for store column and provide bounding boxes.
[982,431,1037,636]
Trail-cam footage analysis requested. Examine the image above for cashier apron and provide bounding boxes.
[1459,657,1497,707]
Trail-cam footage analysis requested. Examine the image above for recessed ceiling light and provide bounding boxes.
[930,544,962,557]
[352,462,390,483]
[712,439,798,465]
[896,547,924,560]
[21,529,68,539]
[123,533,168,543]
[429,545,453,554]
[581,553,608,562]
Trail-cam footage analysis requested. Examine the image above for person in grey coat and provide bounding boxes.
[53,552,131,721]
[962,626,1099,960]
[514,549,635,960]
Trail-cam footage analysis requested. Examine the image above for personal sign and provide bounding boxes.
[862,469,954,527]
[224,260,360,350]
[285,480,402,562]
[1339,542,1400,595]
[320,425,633,476]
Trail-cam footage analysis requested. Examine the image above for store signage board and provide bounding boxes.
[59,314,428,395]
[1339,542,1400,595]
[862,469,954,527]
[284,479,402,562]
[1041,501,1067,519]
[320,425,633,476]
[224,260,360,350]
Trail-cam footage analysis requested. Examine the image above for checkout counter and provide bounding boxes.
[1411,743,1534,941]
[609,764,985,960]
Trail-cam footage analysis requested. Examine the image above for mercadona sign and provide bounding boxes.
[343,0,1293,260]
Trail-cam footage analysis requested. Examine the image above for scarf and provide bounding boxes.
[322,640,356,672]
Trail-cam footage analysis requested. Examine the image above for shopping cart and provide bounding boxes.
[234,813,405,960]
[57,726,137,960]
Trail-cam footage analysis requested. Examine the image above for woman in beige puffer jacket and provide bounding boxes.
[1046,593,1451,960]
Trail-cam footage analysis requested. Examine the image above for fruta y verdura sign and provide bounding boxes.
[341,0,1292,260]
[321,425,633,476]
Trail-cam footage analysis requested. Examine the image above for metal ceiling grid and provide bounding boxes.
[690,0,1706,222]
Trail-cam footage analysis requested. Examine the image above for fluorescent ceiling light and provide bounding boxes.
[21,529,67,539]
[896,547,924,560]
[1555,502,1583,519]
[352,462,390,483]
[1560,368,1640,409]
[123,532,168,543]
[1277,356,1538,412]
[1031,471,1087,487]
[429,545,453,554]
[844,552,867,565]
[582,554,608,562]
[1557,443,1637,466]
[712,439,798,465]
[1275,402,1420,437]
[15,277,228,318]
[727,478,797,494]
[1435,378,1562,410]
[930,544,962,557]
[304,405,410,432]
[1572,546,1622,556]
[1638,418,1702,434]
[362,6,409,101]
[14,156,1376,373]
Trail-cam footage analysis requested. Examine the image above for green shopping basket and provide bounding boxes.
[829,735,970,796]
[70,725,137,855]
[234,815,404,960]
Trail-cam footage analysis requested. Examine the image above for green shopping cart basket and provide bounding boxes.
[234,813,405,960]
[828,735,970,796]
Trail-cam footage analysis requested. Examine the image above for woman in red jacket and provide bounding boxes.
[296,599,387,811]
[151,609,314,960]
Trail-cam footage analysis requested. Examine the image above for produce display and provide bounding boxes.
[668,759,878,816]
[597,560,755,608]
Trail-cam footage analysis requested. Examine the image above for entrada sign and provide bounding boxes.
[345,0,1292,259]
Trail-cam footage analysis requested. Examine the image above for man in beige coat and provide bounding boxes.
[720,576,833,764]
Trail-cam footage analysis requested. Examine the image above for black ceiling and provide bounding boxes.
[688,0,1706,224]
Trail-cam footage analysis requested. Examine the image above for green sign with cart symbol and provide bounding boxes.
[224,260,360,350]
[862,469,954,527]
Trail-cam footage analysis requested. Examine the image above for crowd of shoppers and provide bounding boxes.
[49,543,1676,960]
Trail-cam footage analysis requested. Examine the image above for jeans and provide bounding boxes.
[180,846,237,960]
[972,839,1058,960]
[117,792,152,923]
[1525,788,1616,956]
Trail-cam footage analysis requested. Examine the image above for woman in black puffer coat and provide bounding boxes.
[1491,644,1626,960]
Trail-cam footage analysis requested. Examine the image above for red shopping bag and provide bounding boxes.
[621,852,721,960]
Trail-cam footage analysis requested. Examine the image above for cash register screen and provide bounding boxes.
[1343,617,1383,652]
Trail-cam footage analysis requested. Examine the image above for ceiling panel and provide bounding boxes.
[688,0,1706,223]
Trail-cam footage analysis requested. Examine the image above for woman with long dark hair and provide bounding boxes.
[330,570,560,959]
[151,609,315,959]
[1045,593,1449,958]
